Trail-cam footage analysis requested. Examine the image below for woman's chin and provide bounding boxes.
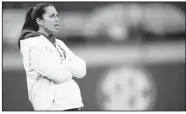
[51,29,59,33]
[54,29,59,33]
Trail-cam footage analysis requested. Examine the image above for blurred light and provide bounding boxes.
[3,3,185,46]
[143,3,185,34]
[106,24,129,41]
[96,65,157,110]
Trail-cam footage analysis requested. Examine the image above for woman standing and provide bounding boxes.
[18,3,86,111]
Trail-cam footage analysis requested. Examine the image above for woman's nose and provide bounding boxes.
[55,16,59,22]
[56,17,59,21]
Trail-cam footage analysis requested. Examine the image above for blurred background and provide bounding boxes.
[2,2,185,111]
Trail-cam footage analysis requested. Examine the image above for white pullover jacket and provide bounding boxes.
[19,30,86,110]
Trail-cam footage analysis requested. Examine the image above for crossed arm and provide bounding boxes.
[29,45,86,83]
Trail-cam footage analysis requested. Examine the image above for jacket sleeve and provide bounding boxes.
[64,47,87,78]
[29,46,73,83]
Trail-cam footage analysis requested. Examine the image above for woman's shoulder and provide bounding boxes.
[56,39,67,46]
[56,38,64,44]
[20,35,46,49]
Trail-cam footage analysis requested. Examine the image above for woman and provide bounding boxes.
[18,3,86,111]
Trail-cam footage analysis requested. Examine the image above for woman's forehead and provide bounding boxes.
[44,6,58,14]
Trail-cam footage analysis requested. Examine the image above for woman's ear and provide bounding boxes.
[36,18,43,26]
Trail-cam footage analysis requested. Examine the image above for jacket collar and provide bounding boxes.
[20,29,56,45]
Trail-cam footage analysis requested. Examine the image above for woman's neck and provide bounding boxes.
[38,28,51,38]
[38,28,56,45]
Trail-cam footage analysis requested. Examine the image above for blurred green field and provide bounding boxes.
[2,63,185,111]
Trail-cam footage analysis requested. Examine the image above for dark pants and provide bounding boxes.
[64,108,79,111]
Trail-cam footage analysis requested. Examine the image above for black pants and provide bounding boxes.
[64,108,79,111]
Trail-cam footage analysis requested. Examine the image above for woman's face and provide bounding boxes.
[41,6,59,34]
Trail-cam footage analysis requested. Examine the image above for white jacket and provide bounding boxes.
[20,35,86,110]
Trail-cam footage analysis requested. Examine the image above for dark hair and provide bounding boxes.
[18,3,53,49]
[22,3,52,31]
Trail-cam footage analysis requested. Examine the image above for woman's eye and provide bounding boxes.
[50,15,54,18]
[50,14,59,18]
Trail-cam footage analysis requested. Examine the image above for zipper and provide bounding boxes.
[55,42,66,61]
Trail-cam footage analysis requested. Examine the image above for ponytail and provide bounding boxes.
[22,7,38,31]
